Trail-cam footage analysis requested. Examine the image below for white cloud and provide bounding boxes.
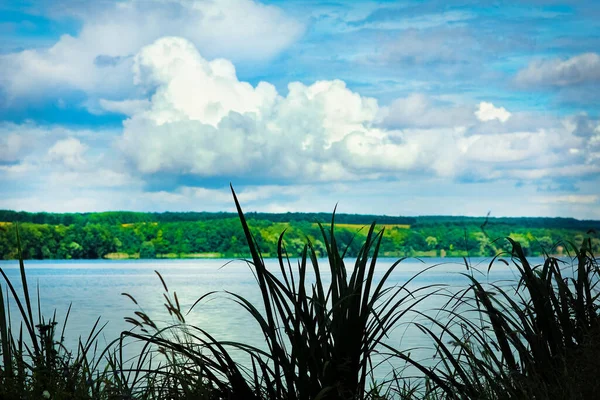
[515,52,600,87]
[380,93,474,128]
[47,138,88,169]
[97,98,151,116]
[0,0,303,101]
[564,113,600,137]
[475,102,511,123]
[563,114,600,164]
[112,37,598,187]
[0,133,30,163]
[118,37,395,181]
[0,123,138,207]
[0,122,100,167]
[3,37,597,218]
[536,195,599,205]
[131,37,280,127]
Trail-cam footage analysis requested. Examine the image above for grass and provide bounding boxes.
[385,236,600,399]
[114,186,440,399]
[0,227,110,400]
[1,188,599,399]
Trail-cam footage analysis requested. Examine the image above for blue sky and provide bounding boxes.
[0,0,599,218]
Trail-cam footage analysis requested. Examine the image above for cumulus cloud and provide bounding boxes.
[380,95,519,134]
[379,93,474,129]
[1,121,597,218]
[0,122,118,164]
[0,122,137,197]
[563,114,600,163]
[0,133,30,164]
[515,53,600,87]
[0,122,85,167]
[118,37,395,181]
[4,36,595,211]
[47,138,88,169]
[567,113,600,137]
[0,0,303,101]
[112,37,595,188]
[475,102,511,123]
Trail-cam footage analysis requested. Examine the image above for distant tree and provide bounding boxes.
[140,241,156,259]
[67,242,84,259]
[425,236,438,250]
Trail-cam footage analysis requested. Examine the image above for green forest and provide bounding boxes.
[0,210,599,260]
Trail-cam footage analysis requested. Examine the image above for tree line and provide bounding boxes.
[0,210,416,226]
[0,211,598,260]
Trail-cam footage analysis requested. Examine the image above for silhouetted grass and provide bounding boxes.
[386,236,600,399]
[0,226,112,400]
[115,186,441,399]
[1,189,598,399]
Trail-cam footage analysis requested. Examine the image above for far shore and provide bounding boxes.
[1,252,580,262]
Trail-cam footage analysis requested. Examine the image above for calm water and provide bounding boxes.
[0,257,544,380]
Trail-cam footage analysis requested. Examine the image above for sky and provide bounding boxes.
[0,0,599,219]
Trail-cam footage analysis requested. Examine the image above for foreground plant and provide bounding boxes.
[121,186,441,400]
[0,227,111,400]
[392,236,600,399]
[4,194,598,400]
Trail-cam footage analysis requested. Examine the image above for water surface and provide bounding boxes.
[0,257,543,380]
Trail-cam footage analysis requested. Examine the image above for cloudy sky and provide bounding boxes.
[0,0,599,218]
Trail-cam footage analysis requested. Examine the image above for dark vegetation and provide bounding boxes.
[1,210,599,260]
[1,190,599,399]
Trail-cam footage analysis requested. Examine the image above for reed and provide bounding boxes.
[1,191,598,399]
[98,191,600,399]
[0,225,111,399]
[117,186,440,399]
[388,236,600,399]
